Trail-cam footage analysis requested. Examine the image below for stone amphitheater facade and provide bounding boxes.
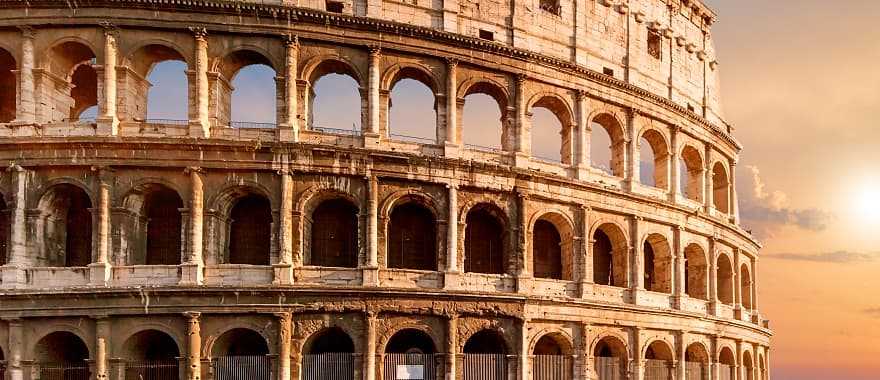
[0,0,771,380]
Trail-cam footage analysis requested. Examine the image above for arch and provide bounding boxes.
[718,346,736,365]
[33,331,89,379]
[460,78,510,150]
[642,233,673,293]
[758,353,767,380]
[304,327,356,354]
[644,339,674,360]
[384,328,436,354]
[590,112,627,177]
[684,243,709,300]
[36,183,93,267]
[680,145,704,202]
[302,327,356,380]
[219,49,278,127]
[741,263,754,309]
[639,128,670,189]
[382,63,439,92]
[42,41,98,122]
[307,58,363,132]
[308,197,359,268]
[125,43,189,122]
[743,350,755,380]
[591,222,629,287]
[684,342,710,363]
[386,195,438,271]
[228,193,273,265]
[463,329,508,354]
[124,42,189,77]
[301,56,364,86]
[531,210,576,281]
[717,253,735,305]
[211,328,271,357]
[464,202,508,275]
[121,183,184,265]
[528,93,575,164]
[531,331,574,356]
[0,47,15,123]
[388,75,438,143]
[593,335,627,380]
[121,329,181,380]
[712,161,730,214]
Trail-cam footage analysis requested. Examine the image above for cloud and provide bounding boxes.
[765,251,876,263]
[738,165,835,239]
[859,308,880,319]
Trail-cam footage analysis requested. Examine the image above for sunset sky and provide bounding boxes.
[141,1,880,378]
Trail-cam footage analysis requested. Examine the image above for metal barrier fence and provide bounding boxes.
[36,362,91,380]
[389,133,437,145]
[383,353,437,380]
[461,354,508,380]
[594,357,623,380]
[312,126,363,136]
[718,364,734,380]
[685,362,709,380]
[302,353,356,380]
[124,360,179,380]
[213,355,272,380]
[532,355,572,380]
[144,119,189,126]
[644,359,672,380]
[229,121,277,129]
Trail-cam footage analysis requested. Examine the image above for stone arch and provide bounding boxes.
[643,338,674,360]
[119,182,184,265]
[123,40,191,75]
[684,342,710,363]
[302,56,364,132]
[307,195,360,268]
[680,145,704,202]
[718,346,737,379]
[741,262,754,309]
[590,111,627,177]
[717,252,735,305]
[211,184,275,266]
[530,329,575,356]
[384,63,440,143]
[121,328,181,359]
[463,201,509,275]
[592,334,628,380]
[214,46,279,79]
[527,92,576,164]
[303,327,357,354]
[35,182,94,267]
[300,55,364,85]
[381,62,440,93]
[382,327,438,354]
[462,328,509,354]
[712,160,731,214]
[638,128,670,189]
[381,190,440,271]
[209,327,272,357]
[459,77,511,150]
[0,47,16,123]
[123,41,190,122]
[684,243,709,300]
[28,324,92,361]
[32,330,90,376]
[642,232,673,293]
[40,40,98,122]
[530,210,576,280]
[591,221,629,287]
[215,48,279,127]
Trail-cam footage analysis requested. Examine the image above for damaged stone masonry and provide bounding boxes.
[0,0,769,379]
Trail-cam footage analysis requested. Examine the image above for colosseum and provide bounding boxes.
[0,0,770,379]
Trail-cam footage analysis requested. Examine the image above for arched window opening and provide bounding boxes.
[389,76,437,143]
[741,263,753,310]
[644,341,674,380]
[464,205,506,275]
[123,330,180,380]
[0,195,8,266]
[464,330,507,354]
[461,83,507,151]
[0,48,15,123]
[533,220,562,280]
[591,114,626,177]
[144,186,184,265]
[592,225,627,288]
[680,146,703,202]
[463,329,509,377]
[743,352,755,380]
[308,328,355,354]
[310,60,362,134]
[309,198,359,268]
[228,194,272,265]
[643,234,672,293]
[127,44,190,123]
[717,255,734,305]
[532,334,573,380]
[684,343,710,380]
[684,244,708,300]
[39,184,92,267]
[594,337,627,380]
[530,96,572,164]
[385,329,436,354]
[230,64,277,127]
[212,328,271,380]
[712,162,730,214]
[69,63,98,121]
[388,202,436,271]
[718,347,736,380]
[34,332,89,379]
[639,130,669,189]
[758,354,767,380]
[46,42,97,123]
[303,327,356,380]
[213,328,270,356]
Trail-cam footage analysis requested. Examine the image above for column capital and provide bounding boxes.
[184,166,204,175]
[183,311,202,321]
[445,57,459,68]
[91,165,115,182]
[99,21,120,37]
[6,163,24,173]
[273,311,292,320]
[367,45,382,57]
[575,89,589,100]
[515,73,528,84]
[277,168,293,176]
[189,27,208,40]
[18,26,35,39]
[282,33,300,48]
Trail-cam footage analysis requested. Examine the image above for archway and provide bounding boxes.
[34,331,90,379]
[743,351,755,380]
[127,44,189,123]
[461,82,507,151]
[718,347,736,380]
[591,114,626,177]
[643,234,672,293]
[119,184,185,265]
[684,343,710,380]
[383,329,437,380]
[38,184,92,267]
[639,130,669,189]
[308,198,359,268]
[592,224,628,288]
[211,328,271,380]
[45,41,97,123]
[532,333,573,380]
[122,329,180,380]
[533,220,562,280]
[222,50,277,128]
[717,254,734,305]
[387,202,436,271]
[302,327,356,380]
[684,244,709,300]
[529,96,573,164]
[462,329,508,380]
[680,146,703,202]
[388,69,437,143]
[464,204,506,275]
[309,60,362,134]
[712,162,730,214]
[644,341,674,380]
[593,336,627,380]
[741,263,753,310]
[0,48,15,123]
[228,194,272,265]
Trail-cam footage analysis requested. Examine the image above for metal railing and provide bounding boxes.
[144,119,189,126]
[685,362,709,380]
[594,356,623,380]
[718,364,734,380]
[464,143,503,153]
[36,362,91,380]
[312,126,362,136]
[389,133,437,145]
[124,360,179,380]
[229,121,277,129]
[61,117,97,124]
[462,354,508,380]
[302,353,355,380]
[213,355,271,380]
[532,154,563,164]
[532,355,572,380]
[383,353,437,380]
[644,359,672,380]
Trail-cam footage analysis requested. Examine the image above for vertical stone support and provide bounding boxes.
[364,312,378,380]
[184,312,202,380]
[444,316,458,380]
[710,336,720,380]
[673,226,685,308]
[97,24,119,135]
[275,169,294,285]
[182,167,204,285]
[669,125,681,202]
[707,238,718,314]
[365,47,381,145]
[94,317,111,380]
[577,322,590,380]
[625,108,638,191]
[1,165,27,287]
[190,28,210,138]
[735,340,744,380]
[513,75,529,167]
[445,182,460,289]
[703,146,714,213]
[578,205,592,297]
[364,175,379,286]
[515,191,531,292]
[275,312,292,380]
[630,327,642,380]
[517,318,529,380]
[14,27,36,124]
[5,318,23,380]
[575,90,591,179]
[733,248,743,314]
[631,216,643,293]
[729,159,739,223]
[751,257,759,313]
[443,59,460,156]
[90,167,113,286]
[280,35,300,142]
[675,331,686,380]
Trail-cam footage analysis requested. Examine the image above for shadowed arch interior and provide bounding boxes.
[680,146,704,202]
[684,244,709,300]
[717,254,734,305]
[591,113,626,177]
[228,194,272,265]
[741,263,753,309]
[34,331,89,364]
[463,329,507,354]
[309,198,359,268]
[388,201,436,270]
[385,328,436,354]
[212,328,270,356]
[592,224,628,287]
[464,203,506,275]
[533,219,562,279]
[38,184,92,267]
[144,186,184,265]
[0,48,15,123]
[44,42,98,122]
[127,44,189,122]
[712,161,730,214]
[122,329,180,380]
[307,327,355,354]
[643,233,672,293]
[594,336,627,380]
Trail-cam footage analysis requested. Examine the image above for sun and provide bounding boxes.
[854,186,880,222]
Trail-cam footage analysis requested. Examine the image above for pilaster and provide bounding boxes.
[13,27,36,125]
[364,47,382,147]
[181,167,204,285]
[274,169,294,285]
[279,35,300,142]
[363,175,379,286]
[89,166,113,286]
[97,23,119,135]
[189,28,210,138]
[184,312,202,380]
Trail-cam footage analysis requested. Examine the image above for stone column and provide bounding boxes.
[190,28,210,138]
[14,27,36,125]
[97,24,119,135]
[276,312,292,380]
[1,165,27,288]
[729,159,739,223]
[517,318,529,380]
[280,35,300,142]
[578,205,592,297]
[708,238,718,314]
[575,90,591,179]
[733,248,743,314]
[703,146,714,213]
[630,327,642,380]
[751,257,759,313]
[5,318,23,380]
[515,191,531,292]
[275,169,294,285]
[182,167,204,285]
[94,316,111,380]
[577,322,590,380]
[444,182,460,289]
[675,331,686,380]
[445,316,458,380]
[90,167,113,286]
[625,108,638,191]
[669,125,681,202]
[364,175,379,286]
[631,216,643,293]
[365,47,381,146]
[443,59,460,157]
[513,75,529,167]
[184,312,202,380]
[364,312,378,380]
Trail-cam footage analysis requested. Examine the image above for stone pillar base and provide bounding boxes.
[671,295,685,310]
[88,262,112,286]
[573,165,591,181]
[443,271,460,290]
[443,143,460,159]
[512,152,530,168]
[577,281,591,298]
[363,132,381,150]
[362,267,379,287]
[188,121,210,139]
[273,263,294,285]
[0,265,26,288]
[515,276,532,294]
[179,262,204,286]
[96,117,119,136]
[708,301,720,316]
[277,125,297,142]
[8,121,39,136]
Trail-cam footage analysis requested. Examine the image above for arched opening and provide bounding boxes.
[639,130,669,189]
[533,220,562,280]
[684,343,710,380]
[125,44,189,123]
[712,162,730,214]
[69,63,98,121]
[144,186,183,265]
[591,114,626,177]
[0,48,15,123]
[718,347,736,380]
[212,328,271,380]
[717,254,734,305]
[222,50,277,128]
[388,202,436,271]
[309,60,362,134]
[0,195,9,266]
[741,263,754,310]
[461,82,507,151]
[386,329,436,354]
[592,224,628,287]
[308,198,359,268]
[38,184,92,267]
[644,341,674,380]
[383,328,437,377]
[684,244,709,300]
[122,329,180,380]
[34,331,90,379]
[758,353,767,380]
[643,234,672,293]
[464,204,506,275]
[532,334,573,380]
[680,146,704,202]
[45,41,97,123]
[228,194,272,265]
[743,351,754,380]
[302,327,356,380]
[593,336,627,380]
[462,329,508,379]
[388,70,437,143]
[530,96,572,164]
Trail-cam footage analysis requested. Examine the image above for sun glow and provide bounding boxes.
[853,185,880,223]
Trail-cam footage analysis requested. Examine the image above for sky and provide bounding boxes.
[142,2,880,378]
